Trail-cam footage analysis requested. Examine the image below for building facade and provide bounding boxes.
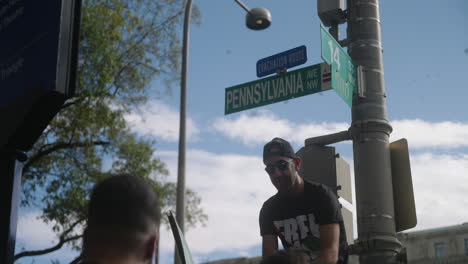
[397,223,468,264]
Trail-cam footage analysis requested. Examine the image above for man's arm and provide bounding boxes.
[314,223,340,263]
[262,235,278,257]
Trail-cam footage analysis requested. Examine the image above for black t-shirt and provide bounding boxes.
[259,180,348,262]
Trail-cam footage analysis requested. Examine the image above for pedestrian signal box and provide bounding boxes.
[390,138,417,232]
[296,144,352,204]
[296,144,354,244]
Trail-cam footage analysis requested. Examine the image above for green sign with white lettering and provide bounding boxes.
[225,63,331,115]
[320,24,357,107]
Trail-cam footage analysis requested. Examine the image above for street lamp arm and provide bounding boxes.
[234,0,251,13]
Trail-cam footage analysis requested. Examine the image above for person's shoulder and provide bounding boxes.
[260,193,280,219]
[262,193,280,208]
[303,179,337,198]
[303,178,331,191]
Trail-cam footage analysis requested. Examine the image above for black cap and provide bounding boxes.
[263,137,296,161]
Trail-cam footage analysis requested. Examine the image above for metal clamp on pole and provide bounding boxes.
[348,236,406,263]
[305,130,352,146]
[350,120,393,140]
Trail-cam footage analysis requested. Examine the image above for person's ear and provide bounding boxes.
[144,234,158,260]
[294,157,302,171]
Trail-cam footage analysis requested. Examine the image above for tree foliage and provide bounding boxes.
[15,0,204,262]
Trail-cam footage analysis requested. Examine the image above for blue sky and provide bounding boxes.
[15,0,468,263]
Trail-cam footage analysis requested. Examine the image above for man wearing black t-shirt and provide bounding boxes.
[259,138,348,264]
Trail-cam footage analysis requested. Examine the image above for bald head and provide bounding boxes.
[83,174,160,262]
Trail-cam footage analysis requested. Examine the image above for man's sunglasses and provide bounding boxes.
[265,160,291,174]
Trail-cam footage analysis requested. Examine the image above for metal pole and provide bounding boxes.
[347,0,402,263]
[175,0,192,263]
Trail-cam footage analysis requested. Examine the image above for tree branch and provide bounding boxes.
[24,141,111,174]
[14,234,83,261]
[14,219,85,261]
[70,254,82,264]
[107,9,185,97]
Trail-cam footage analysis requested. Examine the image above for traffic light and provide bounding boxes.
[317,0,346,27]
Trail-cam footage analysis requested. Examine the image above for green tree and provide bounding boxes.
[14,0,204,263]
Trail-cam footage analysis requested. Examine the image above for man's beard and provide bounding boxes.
[274,172,294,193]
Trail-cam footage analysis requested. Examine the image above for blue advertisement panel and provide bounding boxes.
[0,0,81,150]
[0,1,63,108]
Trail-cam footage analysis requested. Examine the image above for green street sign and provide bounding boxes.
[320,24,357,107]
[225,63,331,115]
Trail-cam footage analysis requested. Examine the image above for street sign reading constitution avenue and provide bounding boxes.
[225,63,331,115]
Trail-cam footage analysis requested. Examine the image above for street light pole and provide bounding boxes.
[174,0,192,264]
[347,0,402,263]
[174,1,270,263]
[176,0,192,237]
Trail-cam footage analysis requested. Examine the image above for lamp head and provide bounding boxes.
[246,8,271,30]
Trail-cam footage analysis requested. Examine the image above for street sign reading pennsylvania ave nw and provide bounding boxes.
[225,63,331,115]
[256,45,307,78]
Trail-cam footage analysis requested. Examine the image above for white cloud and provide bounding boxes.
[391,119,468,149]
[409,152,468,231]
[125,100,200,142]
[213,111,468,149]
[212,111,348,146]
[16,211,57,249]
[15,211,78,262]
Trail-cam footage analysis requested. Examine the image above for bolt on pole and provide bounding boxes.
[347,0,403,263]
